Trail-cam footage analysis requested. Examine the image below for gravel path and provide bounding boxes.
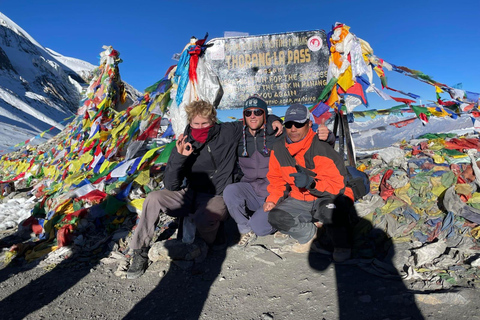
[1,222,480,320]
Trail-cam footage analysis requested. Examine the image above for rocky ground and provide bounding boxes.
[1,218,480,320]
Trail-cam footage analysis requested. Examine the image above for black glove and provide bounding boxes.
[289,166,315,189]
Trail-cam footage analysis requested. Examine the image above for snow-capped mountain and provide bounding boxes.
[0,12,96,151]
[349,114,474,151]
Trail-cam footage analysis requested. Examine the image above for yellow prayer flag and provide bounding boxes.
[467,193,480,206]
[84,132,101,148]
[111,121,126,138]
[471,226,480,239]
[99,131,110,142]
[432,154,444,164]
[427,107,449,118]
[326,85,339,107]
[63,172,86,187]
[96,98,106,111]
[392,236,412,243]
[44,166,53,178]
[128,198,145,214]
[25,245,58,262]
[82,118,92,130]
[69,160,82,174]
[394,183,412,205]
[55,199,74,214]
[129,103,147,117]
[357,163,367,172]
[373,66,385,78]
[134,169,150,186]
[99,160,111,173]
[380,198,405,214]
[119,124,131,138]
[455,183,473,196]
[138,146,163,167]
[79,152,93,165]
[337,66,354,92]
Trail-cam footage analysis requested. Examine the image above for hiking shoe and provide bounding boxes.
[236,231,256,248]
[273,231,290,244]
[333,247,351,262]
[126,249,149,279]
[281,232,317,253]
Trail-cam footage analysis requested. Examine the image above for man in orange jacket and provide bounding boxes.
[264,104,355,261]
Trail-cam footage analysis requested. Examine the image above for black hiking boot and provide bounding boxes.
[126,248,149,279]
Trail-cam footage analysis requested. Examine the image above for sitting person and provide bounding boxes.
[223,95,335,248]
[127,100,281,279]
[264,104,355,262]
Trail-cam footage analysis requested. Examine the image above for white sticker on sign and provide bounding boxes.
[307,36,323,52]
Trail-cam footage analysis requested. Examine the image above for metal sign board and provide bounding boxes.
[205,30,329,109]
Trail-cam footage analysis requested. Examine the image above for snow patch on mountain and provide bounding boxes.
[350,114,474,150]
[0,11,97,152]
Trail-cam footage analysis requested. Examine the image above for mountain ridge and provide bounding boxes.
[0,11,96,151]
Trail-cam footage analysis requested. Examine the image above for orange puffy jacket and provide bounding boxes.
[266,129,354,204]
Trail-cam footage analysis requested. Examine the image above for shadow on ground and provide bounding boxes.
[0,217,117,320]
[308,217,424,320]
[124,218,237,320]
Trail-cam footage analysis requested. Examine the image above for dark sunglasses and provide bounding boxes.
[244,109,264,117]
[284,121,308,129]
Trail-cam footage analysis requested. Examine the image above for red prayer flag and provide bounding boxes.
[137,117,162,140]
[391,96,415,105]
[389,117,416,128]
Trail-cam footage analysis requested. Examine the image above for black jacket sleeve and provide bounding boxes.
[163,146,189,191]
[326,131,336,147]
[221,120,244,141]
[265,114,282,136]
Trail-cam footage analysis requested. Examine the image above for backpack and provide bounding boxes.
[345,165,370,201]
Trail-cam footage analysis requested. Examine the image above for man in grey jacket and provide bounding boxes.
[223,96,334,248]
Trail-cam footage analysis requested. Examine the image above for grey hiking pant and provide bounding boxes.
[223,182,275,236]
[130,188,227,249]
[268,198,317,244]
[268,196,353,248]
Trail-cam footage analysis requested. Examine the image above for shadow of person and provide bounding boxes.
[0,200,127,320]
[124,218,236,320]
[308,207,424,320]
[0,240,114,320]
[0,232,42,284]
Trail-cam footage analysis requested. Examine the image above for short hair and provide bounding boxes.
[185,100,217,124]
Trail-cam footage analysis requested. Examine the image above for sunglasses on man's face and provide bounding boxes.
[284,121,307,129]
[244,109,265,117]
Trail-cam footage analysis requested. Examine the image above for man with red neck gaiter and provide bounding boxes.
[190,125,212,144]
[127,100,244,279]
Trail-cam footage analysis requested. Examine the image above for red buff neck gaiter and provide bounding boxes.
[190,125,212,143]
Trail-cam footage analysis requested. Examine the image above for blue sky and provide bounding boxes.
[1,0,479,121]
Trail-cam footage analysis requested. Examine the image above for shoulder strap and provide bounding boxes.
[272,139,297,167]
[273,138,316,177]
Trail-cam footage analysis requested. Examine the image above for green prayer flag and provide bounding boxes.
[144,79,163,93]
[441,171,456,188]
[317,77,337,102]
[155,141,176,164]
